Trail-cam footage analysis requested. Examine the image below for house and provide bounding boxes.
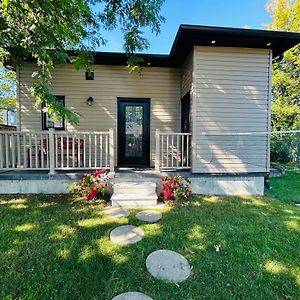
[0,25,299,199]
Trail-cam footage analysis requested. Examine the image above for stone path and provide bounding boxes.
[106,205,191,299]
[112,292,153,300]
[104,207,130,219]
[146,249,191,283]
[110,225,144,245]
[136,210,162,223]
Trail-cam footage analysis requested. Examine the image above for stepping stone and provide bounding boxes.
[104,207,130,219]
[112,292,153,300]
[110,225,144,245]
[146,249,191,283]
[136,210,162,223]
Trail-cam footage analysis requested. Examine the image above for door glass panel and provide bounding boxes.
[125,105,143,157]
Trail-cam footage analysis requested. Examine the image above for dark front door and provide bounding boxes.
[118,98,150,167]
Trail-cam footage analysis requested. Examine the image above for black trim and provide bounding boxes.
[42,96,66,130]
[117,98,151,167]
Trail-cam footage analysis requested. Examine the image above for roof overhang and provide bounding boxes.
[170,25,300,66]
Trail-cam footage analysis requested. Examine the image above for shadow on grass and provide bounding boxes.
[0,194,299,299]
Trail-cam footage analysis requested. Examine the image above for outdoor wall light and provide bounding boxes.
[211,40,216,44]
[266,42,272,46]
[86,96,94,106]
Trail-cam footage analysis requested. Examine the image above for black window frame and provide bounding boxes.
[42,96,66,130]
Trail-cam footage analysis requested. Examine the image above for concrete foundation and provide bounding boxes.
[0,170,265,196]
[191,176,264,196]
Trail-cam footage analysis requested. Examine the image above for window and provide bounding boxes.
[42,96,65,130]
[85,71,94,80]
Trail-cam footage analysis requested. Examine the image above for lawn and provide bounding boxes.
[0,192,299,300]
[266,164,300,203]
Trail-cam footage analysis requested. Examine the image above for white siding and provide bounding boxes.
[191,46,271,173]
[18,64,181,166]
[181,51,193,97]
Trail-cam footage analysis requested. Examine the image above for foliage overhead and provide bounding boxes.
[0,0,165,124]
[0,63,16,124]
[266,0,300,131]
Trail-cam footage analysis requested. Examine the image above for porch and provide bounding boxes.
[0,129,191,173]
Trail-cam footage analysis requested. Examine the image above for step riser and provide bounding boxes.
[112,200,158,207]
[113,189,157,196]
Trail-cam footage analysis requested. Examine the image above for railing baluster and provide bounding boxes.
[61,134,64,168]
[5,134,9,168]
[29,134,32,168]
[40,134,44,168]
[78,134,81,168]
[0,134,3,168]
[176,135,179,168]
[89,134,91,168]
[161,135,164,168]
[83,134,86,168]
[106,134,108,168]
[46,134,49,168]
[166,135,169,168]
[55,134,58,168]
[181,135,184,167]
[72,135,75,168]
[171,135,174,167]
[23,133,27,168]
[94,134,97,167]
[100,134,103,168]
[34,134,38,168]
[11,134,16,168]
[66,135,69,168]
[187,135,189,167]
[17,133,21,167]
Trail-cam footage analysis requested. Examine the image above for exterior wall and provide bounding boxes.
[18,64,181,166]
[181,51,193,97]
[191,46,271,174]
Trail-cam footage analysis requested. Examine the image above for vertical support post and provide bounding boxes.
[155,129,160,171]
[48,128,55,174]
[109,128,115,172]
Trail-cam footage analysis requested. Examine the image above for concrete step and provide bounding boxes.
[111,181,158,208]
[113,182,157,195]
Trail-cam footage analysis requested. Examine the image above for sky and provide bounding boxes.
[100,0,273,54]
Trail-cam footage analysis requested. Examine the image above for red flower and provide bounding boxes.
[86,188,97,200]
[163,189,174,200]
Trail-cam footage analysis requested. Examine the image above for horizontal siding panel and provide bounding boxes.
[196,65,269,73]
[192,46,270,174]
[196,47,269,54]
[195,60,269,68]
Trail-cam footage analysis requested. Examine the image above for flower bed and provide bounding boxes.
[161,175,192,201]
[68,169,110,200]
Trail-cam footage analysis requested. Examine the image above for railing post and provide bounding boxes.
[48,128,56,174]
[109,128,115,172]
[155,129,160,171]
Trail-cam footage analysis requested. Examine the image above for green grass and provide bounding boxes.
[266,164,300,203]
[0,193,299,300]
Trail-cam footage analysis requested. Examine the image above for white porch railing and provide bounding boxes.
[0,129,114,173]
[155,129,191,171]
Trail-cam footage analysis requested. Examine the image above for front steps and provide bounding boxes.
[111,182,158,207]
